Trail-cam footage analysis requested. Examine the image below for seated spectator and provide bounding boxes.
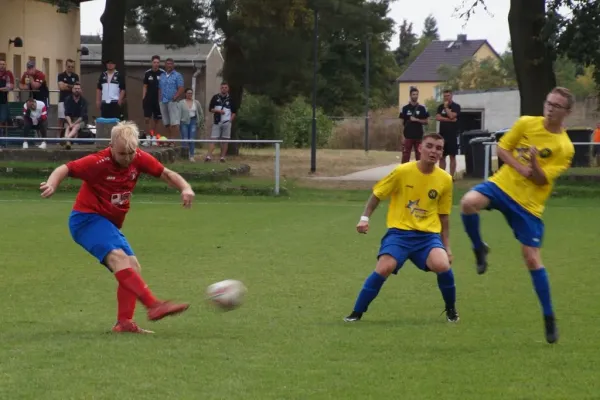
[63,83,89,149]
[22,97,48,149]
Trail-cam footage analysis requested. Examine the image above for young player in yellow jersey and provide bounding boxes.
[344,133,458,323]
[460,87,575,344]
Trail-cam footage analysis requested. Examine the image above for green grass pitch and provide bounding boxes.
[1,190,599,399]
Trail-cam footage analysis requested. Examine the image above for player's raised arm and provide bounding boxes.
[40,164,69,198]
[159,168,195,208]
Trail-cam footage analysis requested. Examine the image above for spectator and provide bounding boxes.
[19,61,49,106]
[96,58,125,119]
[205,82,236,163]
[593,121,600,166]
[436,89,461,179]
[179,88,204,162]
[22,97,48,149]
[0,59,15,143]
[63,83,89,149]
[158,58,184,139]
[399,87,429,163]
[143,55,165,138]
[57,59,80,137]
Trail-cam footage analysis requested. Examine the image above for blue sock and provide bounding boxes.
[530,268,554,316]
[353,271,387,313]
[437,269,456,309]
[461,213,484,250]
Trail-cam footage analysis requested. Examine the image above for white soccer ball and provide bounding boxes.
[206,279,247,311]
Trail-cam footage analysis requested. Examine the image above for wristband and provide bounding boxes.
[359,216,369,222]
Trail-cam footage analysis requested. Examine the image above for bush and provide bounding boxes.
[278,96,333,148]
[235,92,280,142]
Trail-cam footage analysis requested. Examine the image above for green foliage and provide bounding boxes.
[393,19,418,69]
[437,56,517,91]
[234,92,333,148]
[278,96,333,148]
[554,56,597,100]
[421,14,440,40]
[424,98,439,133]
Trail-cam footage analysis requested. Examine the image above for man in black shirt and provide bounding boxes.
[205,82,237,162]
[57,59,80,137]
[436,89,461,178]
[399,87,429,163]
[143,55,164,137]
[63,83,88,149]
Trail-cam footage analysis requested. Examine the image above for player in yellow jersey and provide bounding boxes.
[460,87,575,344]
[344,133,458,323]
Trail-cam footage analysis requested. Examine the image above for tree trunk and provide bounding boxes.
[221,37,246,156]
[100,0,128,119]
[508,0,556,116]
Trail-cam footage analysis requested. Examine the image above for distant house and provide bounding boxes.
[79,43,224,129]
[396,34,501,107]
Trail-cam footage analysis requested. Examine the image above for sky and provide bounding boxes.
[80,0,511,54]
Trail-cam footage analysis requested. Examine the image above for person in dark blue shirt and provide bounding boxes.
[436,90,461,178]
[399,87,429,163]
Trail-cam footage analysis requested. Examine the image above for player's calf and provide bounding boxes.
[344,255,396,322]
[460,191,491,274]
[426,248,459,322]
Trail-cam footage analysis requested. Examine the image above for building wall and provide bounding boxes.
[398,81,440,108]
[473,43,499,62]
[453,89,520,132]
[0,0,82,104]
[80,64,209,132]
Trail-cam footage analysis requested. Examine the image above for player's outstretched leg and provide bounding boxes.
[344,255,397,322]
[426,247,459,322]
[112,256,154,334]
[523,246,558,344]
[460,190,491,274]
[106,250,190,326]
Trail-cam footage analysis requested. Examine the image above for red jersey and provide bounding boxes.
[66,147,165,228]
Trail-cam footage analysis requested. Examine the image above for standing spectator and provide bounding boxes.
[143,55,164,139]
[0,59,15,143]
[400,87,429,163]
[205,82,237,163]
[63,83,89,149]
[158,58,184,139]
[20,61,49,106]
[57,59,80,137]
[22,97,48,149]
[436,89,461,179]
[96,59,125,119]
[179,88,204,162]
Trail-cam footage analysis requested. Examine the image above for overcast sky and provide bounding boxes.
[80,0,511,54]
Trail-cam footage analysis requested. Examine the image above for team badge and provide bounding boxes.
[428,189,438,199]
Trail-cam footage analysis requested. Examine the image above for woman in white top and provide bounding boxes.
[179,88,204,162]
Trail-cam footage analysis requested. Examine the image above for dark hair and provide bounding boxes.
[165,57,174,63]
[185,87,193,93]
[221,81,229,86]
[66,59,75,64]
[151,55,160,61]
[443,89,452,94]
[409,86,418,94]
[423,132,444,141]
[27,96,36,102]
[73,82,81,86]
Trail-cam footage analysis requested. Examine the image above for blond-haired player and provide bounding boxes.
[40,121,195,334]
[460,87,575,344]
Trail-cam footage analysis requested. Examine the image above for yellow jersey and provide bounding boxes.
[489,116,574,217]
[373,161,453,233]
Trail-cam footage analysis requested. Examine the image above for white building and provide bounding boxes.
[453,88,521,133]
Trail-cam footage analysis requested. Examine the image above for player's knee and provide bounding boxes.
[104,249,131,273]
[426,248,451,273]
[522,247,542,270]
[375,255,397,277]
[129,256,142,274]
[460,192,482,214]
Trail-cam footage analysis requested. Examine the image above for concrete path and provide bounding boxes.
[313,155,467,181]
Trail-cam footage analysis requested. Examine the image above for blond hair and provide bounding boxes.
[111,121,140,151]
[551,87,575,110]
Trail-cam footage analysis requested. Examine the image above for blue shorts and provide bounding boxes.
[472,181,544,248]
[377,228,445,273]
[69,211,134,268]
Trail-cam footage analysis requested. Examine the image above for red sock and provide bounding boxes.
[114,268,158,308]
[117,284,137,322]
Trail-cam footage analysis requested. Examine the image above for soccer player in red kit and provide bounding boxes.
[40,121,195,334]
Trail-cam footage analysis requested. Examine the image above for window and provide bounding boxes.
[434,86,443,102]
[43,58,50,75]
[56,59,63,74]
[13,55,22,102]
[0,53,5,63]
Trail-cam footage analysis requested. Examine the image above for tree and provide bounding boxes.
[394,19,418,69]
[456,0,556,116]
[124,26,146,44]
[438,57,517,91]
[421,14,440,40]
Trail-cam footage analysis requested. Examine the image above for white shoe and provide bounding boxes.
[22,142,28,149]
[189,156,195,162]
[38,141,47,149]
